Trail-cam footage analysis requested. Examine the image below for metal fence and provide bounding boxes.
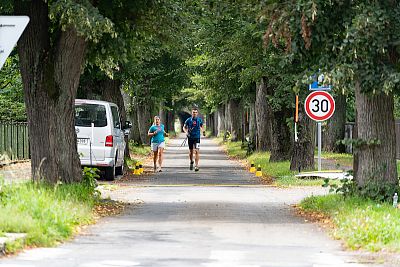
[0,121,30,161]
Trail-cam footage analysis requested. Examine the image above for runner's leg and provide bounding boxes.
[195,149,200,168]
[153,151,158,171]
[158,147,164,171]
[188,139,194,170]
[194,139,200,171]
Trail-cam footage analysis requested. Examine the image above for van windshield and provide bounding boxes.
[75,104,107,127]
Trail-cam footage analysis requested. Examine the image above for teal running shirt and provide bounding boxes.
[149,124,165,143]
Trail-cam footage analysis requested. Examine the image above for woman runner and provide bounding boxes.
[148,116,169,172]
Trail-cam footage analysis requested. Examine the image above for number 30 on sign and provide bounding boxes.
[304,91,335,122]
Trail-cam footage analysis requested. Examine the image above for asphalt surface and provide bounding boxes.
[0,135,378,267]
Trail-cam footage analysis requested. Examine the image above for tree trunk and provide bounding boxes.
[159,101,166,127]
[249,102,257,147]
[121,87,140,149]
[16,1,85,183]
[136,89,152,145]
[129,96,142,144]
[217,105,225,136]
[206,114,212,135]
[228,98,242,142]
[255,77,272,151]
[354,81,398,190]
[270,108,292,162]
[224,102,231,135]
[166,110,175,133]
[323,93,346,153]
[213,112,218,136]
[290,104,315,171]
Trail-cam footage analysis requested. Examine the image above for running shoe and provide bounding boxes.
[190,161,194,170]
[195,166,199,172]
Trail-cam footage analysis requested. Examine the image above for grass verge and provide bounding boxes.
[0,181,96,248]
[216,138,339,186]
[299,194,400,252]
[129,142,151,157]
[320,151,353,168]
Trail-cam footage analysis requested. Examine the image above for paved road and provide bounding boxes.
[0,135,377,267]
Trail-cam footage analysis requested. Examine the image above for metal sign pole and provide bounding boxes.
[318,122,322,171]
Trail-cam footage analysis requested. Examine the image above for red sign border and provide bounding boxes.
[305,91,335,122]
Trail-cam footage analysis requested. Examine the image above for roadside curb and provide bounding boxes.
[0,233,27,256]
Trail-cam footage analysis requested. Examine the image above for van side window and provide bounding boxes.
[111,106,121,129]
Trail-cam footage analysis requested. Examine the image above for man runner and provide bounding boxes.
[183,107,204,172]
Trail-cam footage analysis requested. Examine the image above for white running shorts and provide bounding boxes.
[151,142,165,152]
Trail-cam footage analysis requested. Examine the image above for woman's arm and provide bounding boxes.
[148,128,157,136]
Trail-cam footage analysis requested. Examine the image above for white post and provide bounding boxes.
[90,122,94,166]
[318,122,322,171]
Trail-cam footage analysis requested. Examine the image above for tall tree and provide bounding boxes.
[14,0,113,183]
[264,0,400,196]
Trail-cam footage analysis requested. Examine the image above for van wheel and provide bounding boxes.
[115,163,124,176]
[104,165,115,181]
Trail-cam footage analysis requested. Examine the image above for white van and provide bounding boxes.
[74,99,131,181]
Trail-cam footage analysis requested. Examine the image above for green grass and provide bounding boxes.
[0,181,95,247]
[216,138,329,186]
[129,143,151,156]
[216,138,247,159]
[300,194,400,252]
[321,151,353,167]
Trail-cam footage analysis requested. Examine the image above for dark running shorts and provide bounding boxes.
[188,138,200,150]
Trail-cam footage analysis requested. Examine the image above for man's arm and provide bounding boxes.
[183,119,189,135]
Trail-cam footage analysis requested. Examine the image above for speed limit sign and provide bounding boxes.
[304,91,335,122]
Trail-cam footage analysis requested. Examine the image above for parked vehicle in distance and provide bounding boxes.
[74,99,132,181]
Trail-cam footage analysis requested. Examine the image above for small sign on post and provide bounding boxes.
[0,16,30,70]
[309,73,332,91]
[305,90,335,172]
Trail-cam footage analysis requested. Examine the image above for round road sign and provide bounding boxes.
[304,91,335,122]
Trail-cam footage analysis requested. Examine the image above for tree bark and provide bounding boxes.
[206,114,212,135]
[129,96,143,144]
[159,101,166,127]
[227,98,242,142]
[213,111,218,136]
[323,93,346,153]
[224,102,231,135]
[166,110,175,133]
[16,1,85,183]
[136,82,152,145]
[249,102,257,147]
[217,105,225,137]
[255,77,272,151]
[270,108,292,162]
[354,81,398,189]
[290,104,315,171]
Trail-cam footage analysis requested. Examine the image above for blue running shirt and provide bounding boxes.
[184,117,203,139]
